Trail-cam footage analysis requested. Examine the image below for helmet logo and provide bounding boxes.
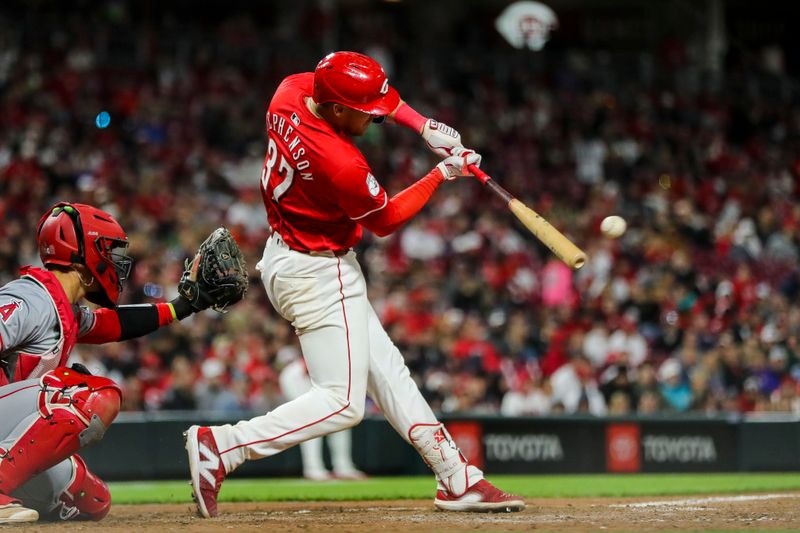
[380,79,389,95]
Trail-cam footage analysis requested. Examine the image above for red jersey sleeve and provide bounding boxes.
[333,158,388,220]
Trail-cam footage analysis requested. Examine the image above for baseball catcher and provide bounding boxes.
[0,203,247,524]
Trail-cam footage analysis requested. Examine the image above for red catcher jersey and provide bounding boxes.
[260,73,388,252]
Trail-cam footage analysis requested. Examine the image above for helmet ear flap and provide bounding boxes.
[57,204,85,264]
[37,202,84,268]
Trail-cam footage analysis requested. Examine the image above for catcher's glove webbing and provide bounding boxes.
[178,227,248,313]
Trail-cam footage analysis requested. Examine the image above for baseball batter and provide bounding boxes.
[185,51,525,516]
[0,203,246,524]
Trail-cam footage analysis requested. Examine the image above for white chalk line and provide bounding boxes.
[610,493,800,508]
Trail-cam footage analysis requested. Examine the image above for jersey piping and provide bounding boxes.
[350,191,388,220]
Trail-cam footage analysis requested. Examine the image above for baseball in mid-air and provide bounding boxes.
[600,215,627,238]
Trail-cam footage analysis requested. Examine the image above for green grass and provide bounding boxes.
[108,473,800,504]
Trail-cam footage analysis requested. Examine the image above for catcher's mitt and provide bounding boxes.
[178,227,248,313]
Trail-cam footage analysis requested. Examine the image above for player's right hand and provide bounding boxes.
[436,147,482,180]
[422,119,463,158]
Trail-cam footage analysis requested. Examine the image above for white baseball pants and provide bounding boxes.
[211,234,441,474]
[278,358,361,477]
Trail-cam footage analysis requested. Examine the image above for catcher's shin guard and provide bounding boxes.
[53,455,110,521]
[408,423,483,498]
[0,368,120,496]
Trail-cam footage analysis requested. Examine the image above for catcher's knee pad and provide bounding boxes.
[0,368,121,495]
[54,455,110,521]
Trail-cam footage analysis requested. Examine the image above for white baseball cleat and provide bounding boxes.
[332,468,368,481]
[184,425,226,518]
[303,469,334,482]
[0,495,38,524]
[434,479,526,513]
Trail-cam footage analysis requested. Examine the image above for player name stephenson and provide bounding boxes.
[267,111,314,180]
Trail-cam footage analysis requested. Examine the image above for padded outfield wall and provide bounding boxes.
[81,413,800,480]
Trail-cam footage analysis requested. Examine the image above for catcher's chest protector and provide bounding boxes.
[0,267,79,386]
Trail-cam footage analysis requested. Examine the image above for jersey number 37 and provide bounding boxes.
[261,137,295,202]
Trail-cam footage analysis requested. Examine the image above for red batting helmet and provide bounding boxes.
[37,202,132,307]
[313,51,400,116]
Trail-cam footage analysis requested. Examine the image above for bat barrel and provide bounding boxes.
[508,199,587,270]
[466,164,587,270]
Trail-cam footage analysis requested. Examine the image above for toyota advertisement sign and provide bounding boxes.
[457,417,738,474]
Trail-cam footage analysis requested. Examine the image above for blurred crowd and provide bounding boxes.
[2,2,800,418]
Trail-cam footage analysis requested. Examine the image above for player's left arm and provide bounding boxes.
[78,297,195,344]
[387,100,465,158]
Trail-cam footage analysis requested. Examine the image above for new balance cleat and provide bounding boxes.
[185,425,225,518]
[434,479,526,512]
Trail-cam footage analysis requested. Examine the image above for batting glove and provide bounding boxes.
[436,147,482,180]
[421,119,463,158]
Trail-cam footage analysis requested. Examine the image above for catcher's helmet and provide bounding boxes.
[313,51,400,116]
[36,202,132,307]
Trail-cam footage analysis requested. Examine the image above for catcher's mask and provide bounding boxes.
[36,202,132,307]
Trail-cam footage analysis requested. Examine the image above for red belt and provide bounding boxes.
[305,248,350,258]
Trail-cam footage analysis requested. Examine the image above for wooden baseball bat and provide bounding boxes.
[468,164,587,270]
